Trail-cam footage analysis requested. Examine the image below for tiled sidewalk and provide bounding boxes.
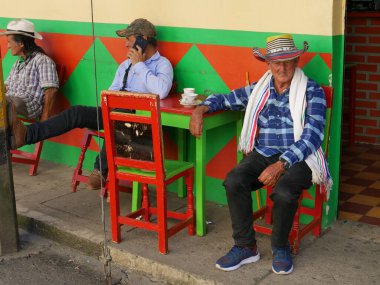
[339,143,380,226]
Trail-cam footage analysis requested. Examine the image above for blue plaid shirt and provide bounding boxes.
[200,78,326,166]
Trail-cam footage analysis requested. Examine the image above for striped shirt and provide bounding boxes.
[5,51,59,119]
[200,78,326,166]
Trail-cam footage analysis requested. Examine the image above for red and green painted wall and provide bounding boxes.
[0,0,346,227]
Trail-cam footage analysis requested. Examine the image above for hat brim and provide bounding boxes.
[0,30,43,40]
[116,29,134,38]
[253,41,309,62]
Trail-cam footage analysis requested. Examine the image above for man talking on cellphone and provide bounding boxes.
[8,18,173,189]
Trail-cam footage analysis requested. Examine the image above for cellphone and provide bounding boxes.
[132,35,149,53]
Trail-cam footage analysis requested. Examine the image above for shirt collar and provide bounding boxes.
[144,51,160,64]
[270,77,290,96]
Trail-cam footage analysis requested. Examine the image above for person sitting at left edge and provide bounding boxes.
[6,18,173,189]
[0,19,59,121]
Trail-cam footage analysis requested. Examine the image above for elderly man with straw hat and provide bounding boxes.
[0,19,59,121]
[190,34,332,274]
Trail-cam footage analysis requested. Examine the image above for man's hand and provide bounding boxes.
[258,161,286,187]
[128,46,145,65]
[40,87,58,121]
[189,105,209,138]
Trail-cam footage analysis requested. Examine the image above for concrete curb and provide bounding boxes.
[17,211,220,285]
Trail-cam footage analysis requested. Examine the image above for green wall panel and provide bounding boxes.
[1,18,344,228]
[174,45,230,95]
[302,55,332,86]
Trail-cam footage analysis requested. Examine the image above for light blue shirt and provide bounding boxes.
[108,51,173,99]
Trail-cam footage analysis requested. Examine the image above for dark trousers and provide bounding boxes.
[223,150,312,248]
[26,106,107,175]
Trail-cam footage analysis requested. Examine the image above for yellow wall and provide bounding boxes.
[1,0,345,36]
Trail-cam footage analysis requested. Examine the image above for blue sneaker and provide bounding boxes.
[272,246,293,274]
[216,245,260,271]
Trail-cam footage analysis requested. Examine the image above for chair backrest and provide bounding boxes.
[321,86,333,156]
[101,91,165,182]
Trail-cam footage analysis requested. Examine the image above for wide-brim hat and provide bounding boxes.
[116,18,156,38]
[252,34,308,62]
[0,19,42,40]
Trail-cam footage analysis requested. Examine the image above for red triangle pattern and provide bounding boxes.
[298,52,318,68]
[99,38,192,69]
[0,31,8,59]
[158,41,192,68]
[99,37,127,64]
[206,137,237,180]
[38,33,94,83]
[47,128,87,148]
[319,53,332,70]
[197,44,268,90]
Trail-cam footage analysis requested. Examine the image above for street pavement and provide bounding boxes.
[5,159,380,285]
[0,230,166,285]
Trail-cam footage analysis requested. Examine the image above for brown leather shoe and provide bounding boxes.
[7,101,26,149]
[87,169,105,190]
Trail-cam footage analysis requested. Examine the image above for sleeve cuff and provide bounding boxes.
[279,152,297,166]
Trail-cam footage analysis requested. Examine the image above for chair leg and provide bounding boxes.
[28,141,44,176]
[71,131,93,192]
[156,184,168,254]
[186,169,195,236]
[313,187,324,237]
[110,178,121,243]
[142,184,150,221]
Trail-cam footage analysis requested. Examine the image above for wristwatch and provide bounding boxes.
[279,157,290,170]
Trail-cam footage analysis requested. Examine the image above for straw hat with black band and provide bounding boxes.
[0,19,43,40]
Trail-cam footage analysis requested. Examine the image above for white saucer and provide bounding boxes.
[179,99,202,107]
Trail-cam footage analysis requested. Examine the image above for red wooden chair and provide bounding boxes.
[71,129,105,192]
[252,86,333,254]
[11,63,65,176]
[101,91,195,254]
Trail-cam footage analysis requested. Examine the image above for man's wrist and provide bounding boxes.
[196,105,209,114]
[279,157,290,170]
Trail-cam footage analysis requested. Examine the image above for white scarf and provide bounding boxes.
[239,68,332,194]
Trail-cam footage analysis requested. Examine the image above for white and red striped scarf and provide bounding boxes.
[238,68,332,195]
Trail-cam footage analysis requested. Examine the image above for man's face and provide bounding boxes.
[7,35,24,56]
[125,35,137,49]
[268,58,299,86]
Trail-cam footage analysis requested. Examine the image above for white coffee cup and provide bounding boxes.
[183,87,195,94]
[181,93,198,104]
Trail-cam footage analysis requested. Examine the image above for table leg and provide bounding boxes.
[131,181,142,212]
[195,132,207,236]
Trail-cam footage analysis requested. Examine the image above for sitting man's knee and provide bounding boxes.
[270,185,299,206]
[223,169,247,193]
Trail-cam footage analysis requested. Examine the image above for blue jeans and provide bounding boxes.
[223,150,312,248]
[26,106,107,176]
